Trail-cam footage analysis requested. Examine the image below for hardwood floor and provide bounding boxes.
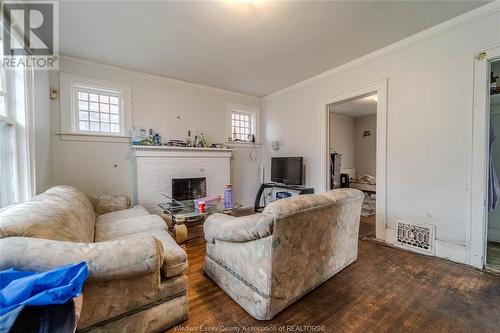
[358,215,375,239]
[168,217,500,333]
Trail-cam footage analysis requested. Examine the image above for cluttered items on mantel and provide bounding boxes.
[132,127,229,149]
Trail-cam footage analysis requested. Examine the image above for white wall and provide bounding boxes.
[262,7,500,262]
[51,57,262,206]
[33,70,52,194]
[329,114,355,170]
[354,115,376,177]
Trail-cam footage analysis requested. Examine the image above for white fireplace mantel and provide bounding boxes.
[132,145,233,158]
[133,145,233,214]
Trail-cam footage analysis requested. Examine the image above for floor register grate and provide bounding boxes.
[396,220,435,255]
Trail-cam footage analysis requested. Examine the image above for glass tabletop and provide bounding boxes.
[158,196,242,220]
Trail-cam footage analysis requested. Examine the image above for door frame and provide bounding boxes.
[469,45,500,269]
[319,79,388,241]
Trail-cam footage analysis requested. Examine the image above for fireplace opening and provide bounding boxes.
[172,178,207,201]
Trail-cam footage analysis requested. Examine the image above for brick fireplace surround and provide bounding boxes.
[132,146,233,215]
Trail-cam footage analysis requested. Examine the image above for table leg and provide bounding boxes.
[174,223,188,243]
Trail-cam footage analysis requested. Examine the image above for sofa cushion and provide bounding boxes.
[95,215,188,277]
[95,214,166,240]
[0,185,95,242]
[89,194,132,215]
[96,206,150,226]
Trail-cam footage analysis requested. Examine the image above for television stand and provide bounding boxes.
[254,183,314,212]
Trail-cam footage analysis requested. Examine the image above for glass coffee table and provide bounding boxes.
[158,195,242,242]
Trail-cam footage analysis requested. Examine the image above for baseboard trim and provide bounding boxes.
[435,240,467,264]
[385,228,396,245]
[384,228,467,264]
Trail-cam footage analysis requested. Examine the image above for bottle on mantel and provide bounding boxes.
[186,130,192,147]
[199,132,206,148]
[148,129,154,142]
[194,131,199,147]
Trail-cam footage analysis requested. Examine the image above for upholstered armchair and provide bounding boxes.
[203,188,364,320]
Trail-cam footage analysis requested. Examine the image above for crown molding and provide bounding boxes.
[59,55,262,102]
[264,2,500,100]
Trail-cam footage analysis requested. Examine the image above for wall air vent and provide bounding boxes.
[396,220,435,255]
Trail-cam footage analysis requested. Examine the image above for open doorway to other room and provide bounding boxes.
[328,93,377,238]
[487,59,500,272]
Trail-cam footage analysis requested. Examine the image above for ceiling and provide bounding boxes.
[329,94,377,118]
[59,1,488,97]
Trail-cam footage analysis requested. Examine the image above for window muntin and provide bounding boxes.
[231,110,255,142]
[226,103,259,144]
[74,86,122,134]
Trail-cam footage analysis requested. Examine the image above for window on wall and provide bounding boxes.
[59,72,132,142]
[0,69,16,208]
[231,111,253,141]
[0,46,34,208]
[0,19,15,208]
[74,86,122,134]
[227,103,259,144]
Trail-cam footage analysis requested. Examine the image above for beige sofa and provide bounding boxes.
[203,188,364,320]
[0,185,188,332]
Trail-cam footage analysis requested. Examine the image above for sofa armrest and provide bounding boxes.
[204,213,274,243]
[89,194,132,215]
[0,236,163,281]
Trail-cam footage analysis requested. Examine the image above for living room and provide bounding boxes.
[1,1,500,332]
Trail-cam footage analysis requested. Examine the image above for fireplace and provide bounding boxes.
[172,177,207,201]
[134,146,231,214]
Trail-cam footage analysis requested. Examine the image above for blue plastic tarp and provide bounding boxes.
[0,262,88,332]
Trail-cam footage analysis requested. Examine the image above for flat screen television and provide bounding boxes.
[271,157,303,185]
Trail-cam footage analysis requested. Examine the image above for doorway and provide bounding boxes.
[319,79,387,241]
[470,45,500,270]
[487,59,500,272]
[328,94,378,238]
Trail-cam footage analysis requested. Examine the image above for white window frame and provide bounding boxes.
[0,67,35,207]
[226,103,260,145]
[59,72,132,143]
[0,113,19,207]
[72,84,124,136]
[0,17,36,207]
